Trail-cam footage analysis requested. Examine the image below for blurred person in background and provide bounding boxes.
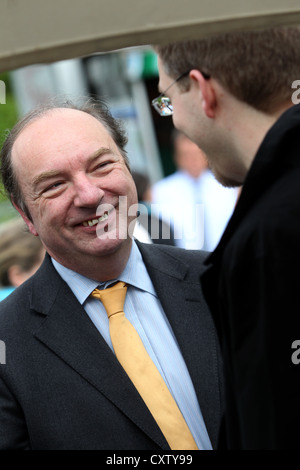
[132,171,175,246]
[0,217,45,301]
[152,130,238,251]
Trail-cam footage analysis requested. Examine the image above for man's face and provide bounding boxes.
[157,57,244,188]
[174,134,208,178]
[11,109,138,272]
[157,57,202,145]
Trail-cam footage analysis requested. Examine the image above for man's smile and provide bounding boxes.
[82,211,109,227]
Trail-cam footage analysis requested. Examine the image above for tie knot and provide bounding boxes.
[91,281,127,318]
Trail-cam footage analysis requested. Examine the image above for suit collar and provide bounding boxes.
[29,243,192,315]
[51,241,158,304]
[207,104,300,265]
[29,254,64,316]
[136,241,190,282]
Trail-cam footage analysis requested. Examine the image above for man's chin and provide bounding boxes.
[211,167,243,188]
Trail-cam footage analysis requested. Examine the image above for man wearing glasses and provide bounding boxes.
[153,27,300,450]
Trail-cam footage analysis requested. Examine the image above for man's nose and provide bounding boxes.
[73,177,104,208]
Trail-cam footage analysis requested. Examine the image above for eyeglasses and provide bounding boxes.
[152,69,210,116]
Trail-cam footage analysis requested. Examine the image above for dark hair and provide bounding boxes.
[0,97,129,220]
[155,26,300,114]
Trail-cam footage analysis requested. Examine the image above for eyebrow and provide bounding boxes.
[88,147,114,161]
[32,169,62,190]
[31,147,115,190]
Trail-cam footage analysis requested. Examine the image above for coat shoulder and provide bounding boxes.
[137,240,209,260]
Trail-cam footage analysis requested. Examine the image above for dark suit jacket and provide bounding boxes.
[0,242,223,450]
[201,104,300,449]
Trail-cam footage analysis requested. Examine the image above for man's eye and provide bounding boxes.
[43,182,63,193]
[94,161,113,171]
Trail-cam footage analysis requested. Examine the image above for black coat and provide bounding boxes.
[0,242,223,450]
[201,104,300,449]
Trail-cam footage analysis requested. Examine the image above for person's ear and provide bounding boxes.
[189,69,216,119]
[7,265,25,287]
[12,199,39,237]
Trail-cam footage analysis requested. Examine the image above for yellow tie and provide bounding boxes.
[91,281,198,450]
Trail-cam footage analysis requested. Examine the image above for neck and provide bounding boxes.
[52,239,133,283]
[217,97,292,184]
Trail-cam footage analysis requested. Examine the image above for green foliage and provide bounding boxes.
[0,191,6,204]
[0,72,18,143]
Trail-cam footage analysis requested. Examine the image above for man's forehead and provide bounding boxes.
[19,107,101,133]
[12,108,109,154]
[11,108,115,173]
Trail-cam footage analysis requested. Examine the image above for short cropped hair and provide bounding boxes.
[155,26,300,114]
[0,97,129,220]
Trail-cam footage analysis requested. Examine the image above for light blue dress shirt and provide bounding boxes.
[52,241,212,450]
[0,287,14,302]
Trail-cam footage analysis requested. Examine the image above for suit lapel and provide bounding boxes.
[31,256,169,450]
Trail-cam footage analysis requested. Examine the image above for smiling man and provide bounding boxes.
[0,98,223,450]
[9,106,137,281]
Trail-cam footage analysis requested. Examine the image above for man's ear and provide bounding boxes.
[189,69,216,119]
[12,199,39,236]
[7,265,25,288]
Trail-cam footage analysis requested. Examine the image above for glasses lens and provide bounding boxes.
[152,97,173,116]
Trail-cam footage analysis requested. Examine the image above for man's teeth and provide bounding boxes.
[82,213,109,227]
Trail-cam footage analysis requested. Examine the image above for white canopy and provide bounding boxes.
[1,0,300,72]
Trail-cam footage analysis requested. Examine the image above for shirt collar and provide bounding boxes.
[51,240,156,305]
